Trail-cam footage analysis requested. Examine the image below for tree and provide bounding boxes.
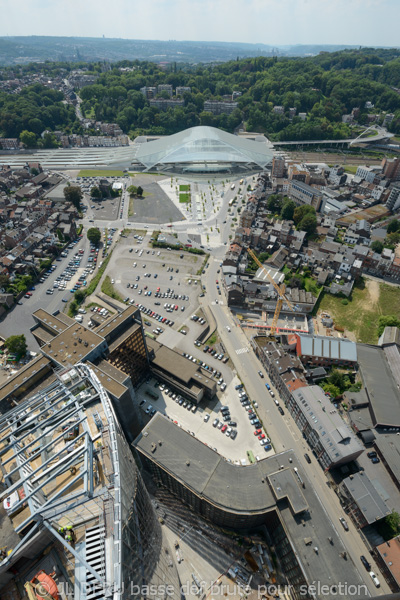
[371,240,384,254]
[321,383,341,399]
[87,227,101,245]
[384,511,400,537]
[280,200,296,221]
[5,334,27,357]
[20,130,37,148]
[387,219,400,234]
[329,370,347,392]
[378,315,400,336]
[90,186,101,199]
[74,289,86,303]
[267,194,283,213]
[297,214,317,235]
[385,231,400,247]
[137,186,143,197]
[127,185,138,196]
[293,204,316,225]
[63,185,83,210]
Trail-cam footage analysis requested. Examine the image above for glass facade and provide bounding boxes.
[135,126,274,173]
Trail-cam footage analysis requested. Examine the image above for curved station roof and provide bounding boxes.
[134,126,274,173]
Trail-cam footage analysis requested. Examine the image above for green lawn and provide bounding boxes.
[179,192,191,203]
[101,275,124,303]
[179,184,190,191]
[78,169,125,177]
[344,165,359,174]
[318,279,400,343]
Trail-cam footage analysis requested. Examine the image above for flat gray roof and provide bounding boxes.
[374,433,400,485]
[291,386,363,463]
[135,413,368,598]
[342,473,391,524]
[135,413,287,515]
[357,344,400,427]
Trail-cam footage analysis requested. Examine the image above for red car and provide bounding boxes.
[221,425,227,433]
[174,305,178,310]
[258,434,265,440]
[216,280,219,284]
[254,429,262,436]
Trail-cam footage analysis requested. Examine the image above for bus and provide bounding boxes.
[230,183,235,190]
[247,450,256,464]
[239,179,244,185]
[229,198,235,207]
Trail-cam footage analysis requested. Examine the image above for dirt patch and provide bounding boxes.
[365,279,380,307]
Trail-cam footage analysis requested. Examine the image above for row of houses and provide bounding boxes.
[0,164,78,301]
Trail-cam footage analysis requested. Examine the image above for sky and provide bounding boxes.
[1,0,399,47]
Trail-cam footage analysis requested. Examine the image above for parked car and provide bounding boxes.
[339,517,349,531]
[304,453,311,464]
[369,572,380,588]
[360,555,371,571]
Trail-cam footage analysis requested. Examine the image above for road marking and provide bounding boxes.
[235,347,249,355]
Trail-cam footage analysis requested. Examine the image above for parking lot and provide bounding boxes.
[72,175,125,221]
[135,376,275,463]
[106,231,208,333]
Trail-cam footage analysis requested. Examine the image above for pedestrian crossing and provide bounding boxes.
[236,347,249,355]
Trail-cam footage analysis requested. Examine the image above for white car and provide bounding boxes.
[369,572,380,588]
[226,326,231,332]
[204,414,210,422]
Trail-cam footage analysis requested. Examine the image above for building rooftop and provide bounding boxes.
[297,334,357,362]
[376,536,400,588]
[291,386,363,464]
[0,355,52,405]
[87,360,128,399]
[32,308,74,334]
[135,413,368,598]
[374,433,400,487]
[96,304,139,341]
[135,413,279,515]
[357,344,400,427]
[342,472,391,525]
[41,323,106,367]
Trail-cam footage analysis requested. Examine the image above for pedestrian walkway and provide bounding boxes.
[235,347,249,355]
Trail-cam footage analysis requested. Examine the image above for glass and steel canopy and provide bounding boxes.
[135,126,274,173]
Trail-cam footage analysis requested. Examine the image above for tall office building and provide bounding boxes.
[0,364,180,599]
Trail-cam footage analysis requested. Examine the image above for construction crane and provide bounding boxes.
[247,248,298,336]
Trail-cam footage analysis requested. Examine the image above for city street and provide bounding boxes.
[199,250,391,597]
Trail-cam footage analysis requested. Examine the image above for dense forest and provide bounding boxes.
[1,48,400,144]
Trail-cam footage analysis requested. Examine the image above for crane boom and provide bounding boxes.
[246,247,297,336]
[247,248,296,311]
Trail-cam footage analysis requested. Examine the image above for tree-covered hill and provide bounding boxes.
[1,48,400,143]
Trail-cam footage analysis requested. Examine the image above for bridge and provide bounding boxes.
[272,126,395,147]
